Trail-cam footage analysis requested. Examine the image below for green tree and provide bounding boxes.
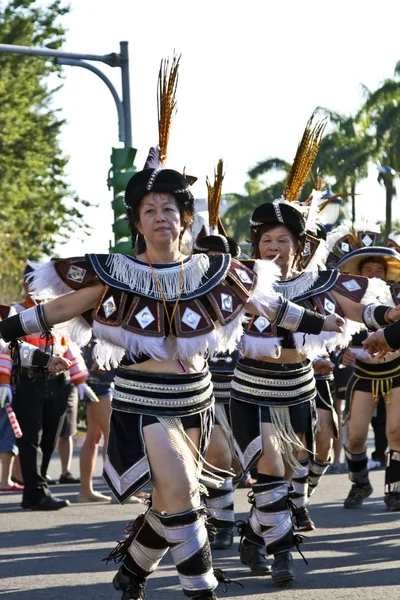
[0,0,90,302]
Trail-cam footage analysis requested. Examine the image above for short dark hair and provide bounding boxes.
[127,191,194,254]
[358,256,387,274]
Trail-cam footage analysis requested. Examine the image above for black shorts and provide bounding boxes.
[60,385,78,438]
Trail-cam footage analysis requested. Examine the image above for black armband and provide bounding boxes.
[297,308,325,335]
[19,343,51,368]
[274,299,325,335]
[362,304,393,331]
[383,322,400,351]
[0,305,51,343]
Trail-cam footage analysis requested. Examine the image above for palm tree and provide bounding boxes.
[361,63,400,235]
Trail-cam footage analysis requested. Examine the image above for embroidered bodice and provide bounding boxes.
[242,268,392,360]
[29,253,279,367]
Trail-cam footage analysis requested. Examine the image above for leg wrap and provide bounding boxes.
[124,508,170,578]
[204,475,234,530]
[160,507,217,597]
[344,446,370,486]
[308,458,331,497]
[239,504,264,547]
[385,450,400,493]
[252,480,294,556]
[291,460,309,508]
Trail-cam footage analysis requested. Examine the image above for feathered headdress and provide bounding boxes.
[193,160,240,257]
[144,53,180,170]
[249,112,327,271]
[387,232,400,253]
[206,158,225,235]
[284,112,327,203]
[327,219,381,266]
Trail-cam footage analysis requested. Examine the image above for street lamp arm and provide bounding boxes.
[56,57,125,144]
[0,43,118,66]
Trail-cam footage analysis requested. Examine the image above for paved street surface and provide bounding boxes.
[1,448,400,600]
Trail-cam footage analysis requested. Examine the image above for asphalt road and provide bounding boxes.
[1,449,399,600]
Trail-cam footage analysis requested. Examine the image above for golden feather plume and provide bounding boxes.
[157,53,181,164]
[284,112,327,202]
[206,159,225,234]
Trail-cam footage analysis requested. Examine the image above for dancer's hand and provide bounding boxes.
[340,349,356,367]
[362,329,392,358]
[48,356,71,373]
[322,313,345,333]
[386,305,400,323]
[313,359,334,375]
[76,382,99,403]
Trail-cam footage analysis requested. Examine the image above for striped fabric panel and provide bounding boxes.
[0,353,12,375]
[0,352,12,384]
[64,345,88,384]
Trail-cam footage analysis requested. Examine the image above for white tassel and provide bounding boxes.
[93,338,125,369]
[104,253,210,300]
[293,317,363,360]
[241,334,283,359]
[93,321,169,362]
[363,277,393,306]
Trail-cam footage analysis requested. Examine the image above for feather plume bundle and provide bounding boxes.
[157,53,181,164]
[206,159,225,235]
[284,113,327,203]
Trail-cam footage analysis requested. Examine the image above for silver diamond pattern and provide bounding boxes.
[343,279,361,292]
[324,298,336,314]
[135,306,155,329]
[182,308,201,330]
[362,234,373,247]
[221,293,233,312]
[254,316,270,332]
[235,268,252,284]
[66,265,86,283]
[341,242,350,253]
[102,296,117,319]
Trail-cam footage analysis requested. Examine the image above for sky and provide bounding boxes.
[47,0,400,256]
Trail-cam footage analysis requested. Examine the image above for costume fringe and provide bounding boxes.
[214,404,235,457]
[104,253,210,300]
[275,270,319,300]
[269,405,306,470]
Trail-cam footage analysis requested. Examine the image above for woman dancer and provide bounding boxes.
[0,81,342,600]
[230,115,400,587]
[331,234,400,511]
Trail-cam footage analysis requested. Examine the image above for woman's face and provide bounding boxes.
[258,225,298,271]
[136,192,182,247]
[360,260,387,281]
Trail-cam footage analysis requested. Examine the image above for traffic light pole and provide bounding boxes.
[0,41,132,147]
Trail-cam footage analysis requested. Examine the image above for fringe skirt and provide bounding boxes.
[344,356,400,424]
[104,367,215,503]
[231,358,317,474]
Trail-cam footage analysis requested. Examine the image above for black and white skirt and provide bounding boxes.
[104,367,215,503]
[231,358,317,474]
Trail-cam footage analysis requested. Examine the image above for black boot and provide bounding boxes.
[240,539,272,575]
[210,527,234,550]
[191,592,217,599]
[113,565,146,600]
[271,551,295,585]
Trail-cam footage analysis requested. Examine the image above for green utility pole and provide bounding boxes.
[108,147,137,254]
[0,41,137,254]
